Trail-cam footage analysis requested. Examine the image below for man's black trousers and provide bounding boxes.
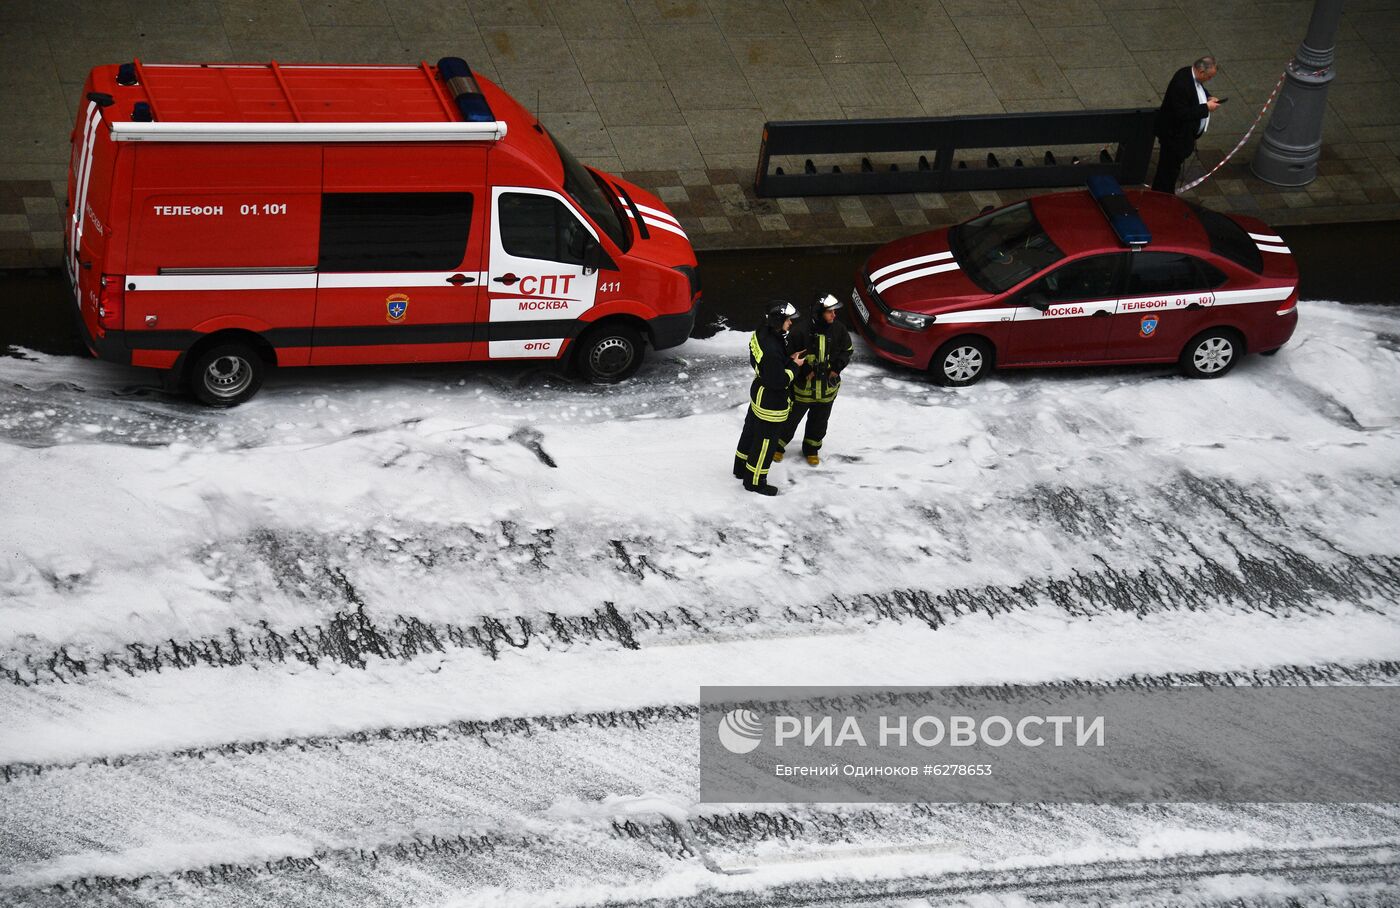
[1152,141,1191,193]
[734,408,783,489]
[778,400,833,457]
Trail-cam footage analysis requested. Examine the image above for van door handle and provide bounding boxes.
[1092,309,1111,317]
[493,273,518,286]
[446,273,473,286]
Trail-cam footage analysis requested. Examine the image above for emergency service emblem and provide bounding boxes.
[386,293,409,322]
[1139,314,1159,338]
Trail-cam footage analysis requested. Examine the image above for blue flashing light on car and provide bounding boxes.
[1087,175,1152,249]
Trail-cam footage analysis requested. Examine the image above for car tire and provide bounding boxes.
[930,337,993,387]
[1179,328,1242,380]
[575,323,645,384]
[189,342,265,406]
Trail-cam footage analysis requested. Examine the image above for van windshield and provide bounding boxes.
[548,131,632,252]
[950,201,1065,293]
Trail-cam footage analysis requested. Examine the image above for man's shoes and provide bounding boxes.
[747,485,779,496]
[806,454,820,466]
[772,451,784,462]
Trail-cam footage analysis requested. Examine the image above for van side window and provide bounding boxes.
[499,192,590,266]
[319,192,473,271]
[1126,252,1227,295]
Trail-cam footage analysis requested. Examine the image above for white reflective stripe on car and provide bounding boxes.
[921,285,1294,325]
[1212,285,1295,306]
[873,261,960,295]
[1248,232,1284,243]
[868,250,954,284]
[1256,243,1291,254]
[936,306,1019,324]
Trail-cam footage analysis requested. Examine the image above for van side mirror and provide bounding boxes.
[582,241,603,275]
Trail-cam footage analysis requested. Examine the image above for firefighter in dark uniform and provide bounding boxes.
[733,300,808,496]
[776,294,853,466]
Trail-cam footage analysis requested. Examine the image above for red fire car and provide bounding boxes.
[65,57,699,406]
[849,178,1298,385]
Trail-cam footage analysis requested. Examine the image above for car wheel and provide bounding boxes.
[1179,328,1242,379]
[576,323,645,383]
[189,342,265,406]
[930,337,992,387]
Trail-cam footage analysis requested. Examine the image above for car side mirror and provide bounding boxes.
[582,241,602,275]
[1023,291,1049,310]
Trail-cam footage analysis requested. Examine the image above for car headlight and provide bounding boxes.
[886,309,936,330]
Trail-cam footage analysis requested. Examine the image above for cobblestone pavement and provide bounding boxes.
[2,0,1398,266]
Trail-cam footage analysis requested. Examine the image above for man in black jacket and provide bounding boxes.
[1151,56,1222,193]
[776,293,854,467]
[734,300,808,496]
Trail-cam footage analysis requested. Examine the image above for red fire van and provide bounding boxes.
[66,58,699,405]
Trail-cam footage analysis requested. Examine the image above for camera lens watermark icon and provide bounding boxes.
[717,709,763,755]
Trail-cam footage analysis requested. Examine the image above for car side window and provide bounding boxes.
[1022,253,1124,304]
[1126,252,1227,295]
[499,192,589,266]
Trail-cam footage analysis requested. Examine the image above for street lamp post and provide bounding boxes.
[1251,0,1346,186]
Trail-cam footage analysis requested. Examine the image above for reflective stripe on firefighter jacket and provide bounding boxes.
[748,327,797,423]
[792,318,854,404]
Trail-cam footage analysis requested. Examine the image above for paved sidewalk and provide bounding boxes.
[2,0,1398,267]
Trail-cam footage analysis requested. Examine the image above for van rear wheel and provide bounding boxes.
[190,342,265,406]
[576,323,644,383]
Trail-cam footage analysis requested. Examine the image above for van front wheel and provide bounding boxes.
[575,324,644,383]
[190,342,265,406]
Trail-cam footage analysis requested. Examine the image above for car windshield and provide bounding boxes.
[950,202,1065,293]
[548,131,632,252]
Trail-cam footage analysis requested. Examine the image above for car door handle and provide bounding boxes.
[446,273,474,286]
[1092,309,1112,317]
[493,273,518,286]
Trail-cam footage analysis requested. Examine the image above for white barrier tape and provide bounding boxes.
[1178,67,1289,193]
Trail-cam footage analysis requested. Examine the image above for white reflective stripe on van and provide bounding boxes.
[1256,243,1291,254]
[873,261,960,295]
[1248,232,1284,243]
[318,271,488,288]
[109,121,508,143]
[869,251,954,284]
[621,203,689,240]
[127,272,489,291]
[634,203,684,231]
[631,211,688,239]
[71,101,101,281]
[129,273,318,291]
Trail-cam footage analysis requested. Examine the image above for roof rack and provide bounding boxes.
[1087,175,1151,249]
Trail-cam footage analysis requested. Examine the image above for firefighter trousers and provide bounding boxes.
[778,399,834,457]
[734,408,785,489]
